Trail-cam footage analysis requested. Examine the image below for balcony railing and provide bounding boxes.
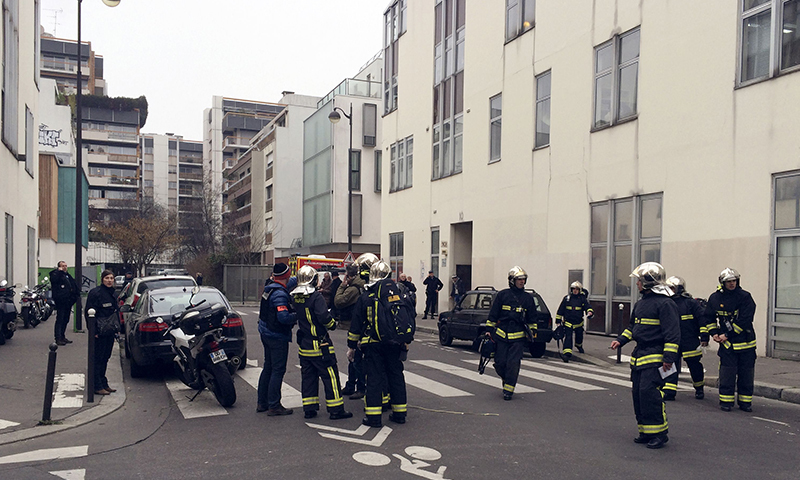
[107,154,139,164]
[317,78,381,108]
[179,155,203,164]
[266,198,273,212]
[179,172,203,181]
[266,165,273,181]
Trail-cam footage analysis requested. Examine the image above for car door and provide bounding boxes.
[449,293,478,339]
[472,293,495,338]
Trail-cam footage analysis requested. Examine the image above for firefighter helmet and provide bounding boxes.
[718,268,740,285]
[629,262,666,289]
[291,265,317,295]
[508,266,528,288]
[367,259,392,287]
[570,281,583,291]
[355,253,379,281]
[665,275,686,294]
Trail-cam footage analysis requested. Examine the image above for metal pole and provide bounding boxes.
[616,303,624,364]
[74,0,84,333]
[41,343,59,422]
[86,307,95,402]
[347,103,353,254]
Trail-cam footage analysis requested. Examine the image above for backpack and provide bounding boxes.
[369,279,416,345]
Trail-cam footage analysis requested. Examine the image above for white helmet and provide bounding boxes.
[356,253,379,281]
[367,260,392,287]
[508,266,528,288]
[718,268,740,285]
[291,265,317,295]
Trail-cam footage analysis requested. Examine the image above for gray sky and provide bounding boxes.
[41,0,385,141]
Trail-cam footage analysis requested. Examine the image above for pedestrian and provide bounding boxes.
[704,268,757,412]
[196,272,203,285]
[319,272,333,307]
[348,259,409,428]
[336,261,368,399]
[121,271,134,290]
[610,262,680,449]
[85,269,119,395]
[664,276,708,400]
[555,281,593,362]
[422,271,443,319]
[49,261,79,346]
[399,273,417,308]
[256,262,297,416]
[485,266,538,401]
[291,265,352,420]
[328,270,343,315]
[450,274,464,307]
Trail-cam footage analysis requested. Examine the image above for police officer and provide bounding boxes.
[610,262,680,449]
[292,265,352,420]
[663,276,708,400]
[555,281,593,362]
[348,259,408,428]
[704,268,757,412]
[486,266,537,401]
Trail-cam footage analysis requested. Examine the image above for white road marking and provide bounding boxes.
[753,417,790,427]
[411,360,543,393]
[305,423,372,435]
[49,469,86,480]
[353,451,391,466]
[246,358,258,367]
[165,379,227,419]
[462,359,605,391]
[609,354,632,363]
[554,360,632,379]
[317,426,393,446]
[522,360,633,388]
[0,446,88,465]
[52,374,84,408]
[404,370,474,397]
[236,366,303,409]
[238,311,248,316]
[0,419,20,430]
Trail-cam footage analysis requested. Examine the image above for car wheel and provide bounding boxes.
[529,341,546,358]
[129,354,146,378]
[438,325,453,346]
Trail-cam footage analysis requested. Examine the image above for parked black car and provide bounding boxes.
[437,286,554,358]
[121,286,246,378]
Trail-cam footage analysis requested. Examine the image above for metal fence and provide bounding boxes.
[223,264,273,304]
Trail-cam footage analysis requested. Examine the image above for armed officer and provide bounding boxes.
[704,268,757,412]
[555,281,593,362]
[663,276,708,400]
[611,262,680,449]
[486,266,537,401]
[291,265,352,420]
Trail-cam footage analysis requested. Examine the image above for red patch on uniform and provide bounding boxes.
[277,305,288,312]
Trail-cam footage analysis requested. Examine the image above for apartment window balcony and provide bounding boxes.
[179,155,203,164]
[266,198,273,212]
[179,172,203,181]
[223,135,251,152]
[266,165,273,181]
[317,78,381,108]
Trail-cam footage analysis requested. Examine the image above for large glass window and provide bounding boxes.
[740,0,800,84]
[505,0,535,41]
[350,150,361,191]
[374,150,382,193]
[390,136,413,192]
[390,232,404,280]
[593,27,640,129]
[772,172,800,357]
[535,71,551,148]
[431,228,440,278]
[489,94,502,163]
[384,1,405,114]
[3,0,20,156]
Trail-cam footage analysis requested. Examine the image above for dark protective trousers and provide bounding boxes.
[561,323,584,354]
[94,335,115,390]
[494,340,524,395]
[54,305,71,340]
[257,334,289,409]
[424,292,439,316]
[631,367,668,438]
[718,347,756,407]
[344,347,365,393]
[363,344,407,421]
[663,349,704,397]
[300,354,345,414]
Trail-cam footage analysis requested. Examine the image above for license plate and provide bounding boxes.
[210,349,228,364]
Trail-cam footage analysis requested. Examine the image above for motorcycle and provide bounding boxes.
[0,280,18,344]
[20,285,42,329]
[162,287,237,408]
[36,277,54,322]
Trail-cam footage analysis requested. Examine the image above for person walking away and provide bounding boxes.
[610,262,680,449]
[485,266,537,401]
[291,266,352,420]
[555,281,593,362]
[704,268,757,412]
[336,261,368,398]
[256,263,297,416]
[663,276,708,400]
[422,271,443,319]
[348,260,410,428]
[85,270,119,395]
[195,272,203,285]
[50,261,79,346]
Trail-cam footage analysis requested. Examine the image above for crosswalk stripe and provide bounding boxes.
[521,360,633,388]
[543,360,694,391]
[52,373,84,408]
[0,446,88,465]
[461,359,605,391]
[237,366,303,409]
[411,360,543,393]
[404,370,474,397]
[0,419,20,430]
[49,469,86,480]
[165,379,228,419]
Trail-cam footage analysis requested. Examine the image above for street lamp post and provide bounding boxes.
[328,103,353,254]
[76,0,120,404]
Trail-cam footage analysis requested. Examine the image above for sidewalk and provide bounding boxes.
[414,316,800,406]
[0,312,125,446]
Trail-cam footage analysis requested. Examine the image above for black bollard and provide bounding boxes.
[42,343,59,422]
[616,303,624,364]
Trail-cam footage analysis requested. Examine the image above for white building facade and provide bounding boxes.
[380,0,800,358]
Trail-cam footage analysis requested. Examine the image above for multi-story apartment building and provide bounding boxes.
[140,133,204,224]
[379,0,800,358]
[302,55,383,259]
[223,93,320,265]
[40,34,107,95]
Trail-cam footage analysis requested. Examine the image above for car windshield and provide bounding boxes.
[149,290,225,316]
[138,278,195,294]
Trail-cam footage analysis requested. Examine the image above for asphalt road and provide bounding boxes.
[1,306,798,480]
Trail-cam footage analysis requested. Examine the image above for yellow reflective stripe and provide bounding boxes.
[530,323,538,330]
[692,380,705,387]
[719,394,735,402]
[325,318,336,329]
[732,323,744,334]
[365,406,382,415]
[503,384,515,393]
[630,354,663,366]
[738,395,752,402]
[680,315,693,320]
[732,340,756,350]
[302,397,319,405]
[565,321,584,329]
[699,326,709,333]
[391,404,407,413]
[506,331,527,340]
[664,343,679,353]
[566,306,573,310]
[486,321,496,327]
[327,366,341,400]
[722,340,732,349]
[682,349,702,359]
[299,348,323,357]
[348,332,361,342]
[621,329,632,340]
[555,315,563,321]
[502,305,511,311]
[562,348,573,354]
[662,383,677,391]
[636,318,661,325]
[586,309,594,314]
[495,328,507,339]
[640,422,668,434]
[326,398,344,407]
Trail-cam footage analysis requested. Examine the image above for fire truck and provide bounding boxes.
[287,254,351,275]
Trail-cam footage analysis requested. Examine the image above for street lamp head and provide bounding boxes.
[328,110,341,124]
[102,0,121,7]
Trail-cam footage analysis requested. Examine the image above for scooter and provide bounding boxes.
[0,280,18,345]
[162,287,237,408]
[36,277,54,322]
[20,285,42,329]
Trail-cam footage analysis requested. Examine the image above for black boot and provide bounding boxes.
[646,435,669,449]
[694,388,704,400]
[362,416,382,428]
[330,410,353,420]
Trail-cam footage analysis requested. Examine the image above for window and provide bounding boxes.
[593,27,640,129]
[5,213,13,283]
[384,1,406,114]
[772,172,800,357]
[266,185,273,200]
[489,94,502,162]
[351,194,362,236]
[374,150,382,193]
[431,228,440,278]
[390,136,413,192]
[350,150,361,191]
[390,232,404,280]
[24,105,33,176]
[169,182,177,190]
[740,0,800,84]
[27,225,34,288]
[362,103,377,146]
[506,0,535,41]
[535,71,551,147]
[3,0,20,156]
[433,0,465,180]
[34,0,40,86]
[143,180,153,188]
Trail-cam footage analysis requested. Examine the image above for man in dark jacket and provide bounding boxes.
[256,263,297,416]
[399,273,417,307]
[704,268,757,413]
[664,276,708,400]
[611,262,680,449]
[556,281,593,361]
[336,262,367,398]
[450,274,464,307]
[49,261,79,346]
[422,271,443,319]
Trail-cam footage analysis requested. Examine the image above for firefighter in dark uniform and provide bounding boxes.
[555,281,593,362]
[611,262,680,449]
[291,265,353,420]
[486,266,537,401]
[663,276,708,400]
[348,259,408,428]
[704,268,757,412]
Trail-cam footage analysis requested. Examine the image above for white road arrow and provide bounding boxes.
[49,469,86,480]
[306,422,393,447]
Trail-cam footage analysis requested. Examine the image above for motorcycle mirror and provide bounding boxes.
[155,317,164,324]
[0,280,7,287]
[191,286,200,295]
